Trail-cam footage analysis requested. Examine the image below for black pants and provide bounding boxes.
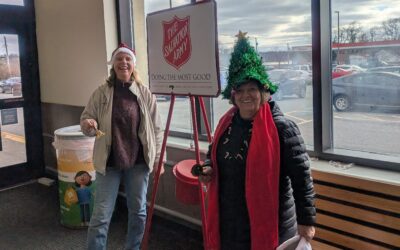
[80,203,90,223]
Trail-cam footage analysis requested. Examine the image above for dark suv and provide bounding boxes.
[368,66,400,74]
[268,69,307,100]
[332,72,400,111]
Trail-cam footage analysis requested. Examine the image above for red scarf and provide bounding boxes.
[206,103,280,250]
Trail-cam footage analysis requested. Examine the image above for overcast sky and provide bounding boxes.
[0,0,22,55]
[0,0,23,6]
[146,0,400,51]
[1,0,399,56]
[0,35,19,56]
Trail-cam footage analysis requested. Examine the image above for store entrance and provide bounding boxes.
[0,1,43,188]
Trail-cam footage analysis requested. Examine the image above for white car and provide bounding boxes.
[334,64,365,72]
[294,70,312,85]
[268,69,307,100]
[292,64,312,73]
[0,76,21,94]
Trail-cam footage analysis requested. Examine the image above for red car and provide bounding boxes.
[332,68,352,79]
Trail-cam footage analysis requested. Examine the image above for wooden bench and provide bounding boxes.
[310,170,400,250]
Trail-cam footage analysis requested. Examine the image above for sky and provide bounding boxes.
[0,0,23,6]
[1,0,399,56]
[0,0,23,56]
[146,0,400,51]
[0,35,19,56]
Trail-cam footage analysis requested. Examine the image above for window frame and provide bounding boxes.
[0,0,45,186]
[116,0,134,48]
[310,0,399,171]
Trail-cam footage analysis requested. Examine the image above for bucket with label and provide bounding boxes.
[54,125,96,228]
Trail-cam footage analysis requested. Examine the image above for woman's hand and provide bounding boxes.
[81,119,98,137]
[152,162,165,175]
[297,225,315,241]
[198,166,213,183]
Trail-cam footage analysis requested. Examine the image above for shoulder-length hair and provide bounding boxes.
[106,67,143,87]
[74,170,92,187]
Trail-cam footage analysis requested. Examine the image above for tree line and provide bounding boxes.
[0,55,20,80]
[333,18,400,43]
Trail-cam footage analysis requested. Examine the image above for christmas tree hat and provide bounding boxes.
[221,31,278,99]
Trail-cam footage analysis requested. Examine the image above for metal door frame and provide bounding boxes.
[0,1,43,188]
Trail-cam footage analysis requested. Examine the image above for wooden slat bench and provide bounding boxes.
[310,170,400,249]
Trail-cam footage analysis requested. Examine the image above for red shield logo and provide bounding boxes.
[162,15,191,70]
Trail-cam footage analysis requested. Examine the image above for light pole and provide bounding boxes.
[3,36,11,77]
[334,11,340,64]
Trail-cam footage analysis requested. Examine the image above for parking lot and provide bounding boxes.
[1,86,399,169]
[0,96,26,168]
[157,85,400,157]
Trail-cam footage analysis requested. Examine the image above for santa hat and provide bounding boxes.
[108,43,136,65]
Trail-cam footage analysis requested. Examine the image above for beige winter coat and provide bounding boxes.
[80,81,163,175]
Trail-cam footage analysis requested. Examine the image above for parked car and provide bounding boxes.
[295,69,312,85]
[155,94,188,101]
[268,69,307,100]
[332,67,353,79]
[156,95,171,101]
[262,62,276,71]
[368,66,400,74]
[0,76,22,94]
[292,64,312,73]
[333,64,365,73]
[219,68,228,89]
[332,72,400,111]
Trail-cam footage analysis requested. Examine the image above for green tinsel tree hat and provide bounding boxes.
[221,31,278,99]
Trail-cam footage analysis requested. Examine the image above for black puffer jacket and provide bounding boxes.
[269,100,316,242]
[205,101,316,244]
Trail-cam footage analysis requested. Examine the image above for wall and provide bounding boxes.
[34,0,118,172]
[311,166,400,249]
[132,0,149,85]
[35,0,116,106]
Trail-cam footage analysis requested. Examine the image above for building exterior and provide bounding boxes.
[260,40,400,69]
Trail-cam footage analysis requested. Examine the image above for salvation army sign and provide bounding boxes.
[147,0,219,96]
[162,16,191,70]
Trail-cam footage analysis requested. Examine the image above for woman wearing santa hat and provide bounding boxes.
[80,43,164,250]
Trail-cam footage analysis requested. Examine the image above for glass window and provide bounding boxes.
[0,107,27,167]
[0,0,23,6]
[145,0,313,143]
[0,34,22,99]
[214,0,313,147]
[146,0,194,134]
[331,0,400,159]
[156,97,193,133]
[138,0,400,167]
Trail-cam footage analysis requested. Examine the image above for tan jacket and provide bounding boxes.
[80,81,163,174]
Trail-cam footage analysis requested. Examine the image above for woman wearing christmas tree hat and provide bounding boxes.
[198,31,316,250]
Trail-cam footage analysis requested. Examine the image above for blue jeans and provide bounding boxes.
[87,163,150,250]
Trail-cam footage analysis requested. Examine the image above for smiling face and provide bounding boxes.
[75,173,91,186]
[113,52,134,82]
[233,81,262,120]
